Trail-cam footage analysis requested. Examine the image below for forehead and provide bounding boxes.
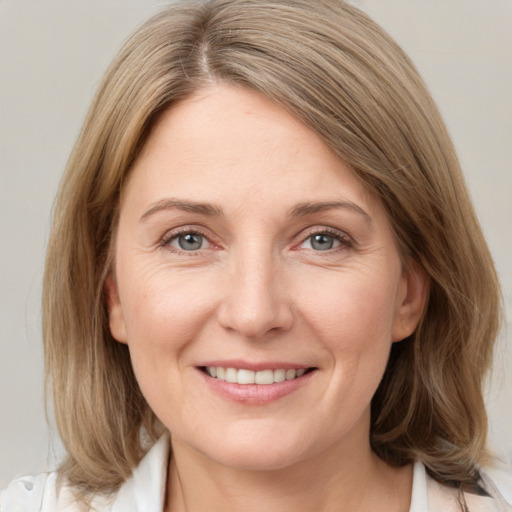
[122,84,382,221]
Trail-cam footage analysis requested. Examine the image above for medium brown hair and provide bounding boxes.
[43,0,501,496]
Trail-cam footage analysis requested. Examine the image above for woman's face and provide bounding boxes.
[107,85,426,471]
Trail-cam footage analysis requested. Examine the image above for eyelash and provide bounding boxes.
[159,226,354,255]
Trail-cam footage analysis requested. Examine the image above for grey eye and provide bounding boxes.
[310,234,335,251]
[175,233,205,251]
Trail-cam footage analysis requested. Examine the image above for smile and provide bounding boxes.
[203,367,313,385]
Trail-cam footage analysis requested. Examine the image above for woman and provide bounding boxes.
[1,0,510,510]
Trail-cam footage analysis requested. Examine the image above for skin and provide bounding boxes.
[107,84,428,512]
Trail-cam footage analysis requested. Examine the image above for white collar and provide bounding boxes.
[111,435,169,512]
[108,436,510,512]
[409,461,429,512]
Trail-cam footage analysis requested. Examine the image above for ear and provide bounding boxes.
[104,274,128,344]
[392,262,429,342]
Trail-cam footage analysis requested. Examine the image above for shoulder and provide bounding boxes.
[1,473,54,512]
[425,462,512,512]
[0,434,169,512]
[0,472,110,512]
[480,463,512,510]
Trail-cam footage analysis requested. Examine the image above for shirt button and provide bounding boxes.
[23,480,34,491]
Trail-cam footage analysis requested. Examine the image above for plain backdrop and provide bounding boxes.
[1,0,511,488]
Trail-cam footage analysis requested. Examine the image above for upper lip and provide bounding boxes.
[197,360,315,371]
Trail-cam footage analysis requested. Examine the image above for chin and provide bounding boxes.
[208,446,305,472]
[183,428,314,472]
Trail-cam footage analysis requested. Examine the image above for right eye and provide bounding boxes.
[164,231,212,252]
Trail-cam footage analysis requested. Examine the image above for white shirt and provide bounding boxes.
[2,435,511,511]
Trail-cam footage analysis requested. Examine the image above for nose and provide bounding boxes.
[216,246,294,339]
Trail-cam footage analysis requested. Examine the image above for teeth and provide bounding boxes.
[255,369,273,385]
[205,367,310,384]
[225,367,237,383]
[274,369,286,383]
[237,369,255,384]
[285,369,296,380]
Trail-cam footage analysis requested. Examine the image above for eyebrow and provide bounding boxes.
[140,198,372,224]
[140,198,223,222]
[289,201,372,223]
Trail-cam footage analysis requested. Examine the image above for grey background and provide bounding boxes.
[1,0,511,487]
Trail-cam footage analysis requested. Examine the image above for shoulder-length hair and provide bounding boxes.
[43,0,501,495]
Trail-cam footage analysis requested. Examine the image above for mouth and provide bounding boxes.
[200,366,317,385]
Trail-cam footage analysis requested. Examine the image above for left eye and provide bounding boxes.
[301,233,342,251]
[168,232,210,251]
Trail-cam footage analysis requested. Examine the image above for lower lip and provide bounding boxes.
[197,369,316,405]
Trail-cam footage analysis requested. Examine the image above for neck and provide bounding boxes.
[165,432,412,512]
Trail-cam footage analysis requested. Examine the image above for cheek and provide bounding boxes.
[293,267,400,404]
[121,264,215,333]
[117,267,221,377]
[118,269,224,421]
[296,268,400,348]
